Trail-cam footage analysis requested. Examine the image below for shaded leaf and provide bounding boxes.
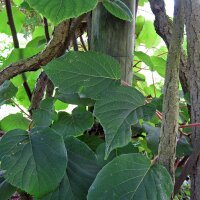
[26,0,98,24]
[103,0,133,21]
[44,51,121,99]
[65,137,99,199]
[32,98,55,127]
[0,128,67,198]
[52,107,94,139]
[94,86,156,157]
[88,153,173,200]
[0,81,17,105]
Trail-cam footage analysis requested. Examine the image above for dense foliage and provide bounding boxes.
[0,0,192,199]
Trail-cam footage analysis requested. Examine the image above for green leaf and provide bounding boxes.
[65,137,99,199]
[35,174,75,200]
[94,86,156,157]
[2,48,43,69]
[150,56,166,77]
[135,16,145,38]
[13,0,24,5]
[138,0,148,6]
[96,142,138,168]
[26,0,98,25]
[44,51,121,99]
[144,123,193,157]
[55,90,95,106]
[0,113,30,132]
[38,137,99,200]
[0,180,16,200]
[54,100,68,111]
[103,0,133,21]
[0,7,25,35]
[78,135,104,152]
[0,128,67,198]
[134,51,154,68]
[52,108,94,139]
[88,153,173,200]
[26,36,46,48]
[136,20,160,48]
[0,81,17,105]
[32,98,55,127]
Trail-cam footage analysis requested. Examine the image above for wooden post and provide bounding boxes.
[91,1,135,85]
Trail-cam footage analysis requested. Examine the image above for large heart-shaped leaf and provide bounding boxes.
[94,86,156,157]
[52,107,94,139]
[26,0,98,25]
[0,128,67,198]
[88,153,173,200]
[38,137,99,200]
[44,51,121,99]
[65,137,99,199]
[103,0,133,21]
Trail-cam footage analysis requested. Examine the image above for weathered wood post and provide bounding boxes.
[91,1,136,85]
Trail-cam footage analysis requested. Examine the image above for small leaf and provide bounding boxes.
[0,128,67,198]
[88,153,173,200]
[134,51,154,68]
[0,7,25,35]
[103,0,133,21]
[44,51,121,99]
[26,0,98,25]
[94,86,156,157]
[0,113,30,132]
[52,108,94,139]
[0,81,17,105]
[32,98,55,127]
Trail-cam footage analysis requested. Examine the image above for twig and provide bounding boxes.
[43,17,50,42]
[5,0,32,101]
[9,99,31,119]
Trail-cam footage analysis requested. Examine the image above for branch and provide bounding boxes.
[0,20,70,85]
[148,0,189,97]
[43,17,51,42]
[158,0,184,184]
[5,0,19,48]
[5,0,32,101]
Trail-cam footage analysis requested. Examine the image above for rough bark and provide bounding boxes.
[158,0,184,185]
[91,1,135,85]
[0,14,87,85]
[149,0,189,96]
[184,1,200,199]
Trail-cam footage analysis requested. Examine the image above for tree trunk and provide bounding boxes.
[91,1,135,85]
[158,0,184,185]
[185,1,200,199]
